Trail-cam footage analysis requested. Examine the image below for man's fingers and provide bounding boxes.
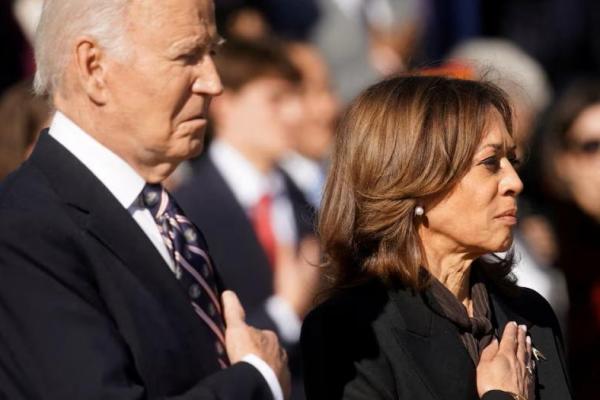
[222,290,246,328]
[479,337,499,362]
[499,321,518,352]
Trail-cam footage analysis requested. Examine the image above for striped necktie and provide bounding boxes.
[141,183,229,369]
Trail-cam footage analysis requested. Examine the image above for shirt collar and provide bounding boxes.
[48,111,146,209]
[209,139,284,210]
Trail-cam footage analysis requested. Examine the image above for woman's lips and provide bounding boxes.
[495,209,517,225]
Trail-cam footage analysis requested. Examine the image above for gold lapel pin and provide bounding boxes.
[532,347,547,361]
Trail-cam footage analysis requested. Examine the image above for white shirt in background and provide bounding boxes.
[209,139,303,342]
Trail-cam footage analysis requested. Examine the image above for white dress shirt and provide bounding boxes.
[280,151,326,209]
[48,112,283,400]
[210,140,303,342]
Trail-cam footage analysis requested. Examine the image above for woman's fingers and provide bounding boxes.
[516,324,527,365]
[526,335,533,367]
[480,338,499,362]
[499,321,518,353]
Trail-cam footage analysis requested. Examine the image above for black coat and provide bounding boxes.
[301,277,572,400]
[0,133,272,400]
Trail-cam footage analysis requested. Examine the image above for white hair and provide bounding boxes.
[448,39,552,116]
[33,0,131,97]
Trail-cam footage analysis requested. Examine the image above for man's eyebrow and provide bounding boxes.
[169,34,224,54]
[169,36,204,54]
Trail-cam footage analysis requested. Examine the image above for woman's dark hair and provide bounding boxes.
[319,75,516,292]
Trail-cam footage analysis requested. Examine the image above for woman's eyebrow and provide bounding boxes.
[477,143,517,152]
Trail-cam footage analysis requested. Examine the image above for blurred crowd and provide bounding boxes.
[1,0,598,398]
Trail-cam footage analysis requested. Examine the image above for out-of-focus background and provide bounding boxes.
[1,1,599,398]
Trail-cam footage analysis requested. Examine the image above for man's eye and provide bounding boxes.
[180,50,202,63]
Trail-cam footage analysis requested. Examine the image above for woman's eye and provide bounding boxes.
[481,156,500,171]
[508,156,521,168]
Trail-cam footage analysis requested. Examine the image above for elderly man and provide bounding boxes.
[0,0,289,399]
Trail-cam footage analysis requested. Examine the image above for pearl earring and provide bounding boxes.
[414,205,424,217]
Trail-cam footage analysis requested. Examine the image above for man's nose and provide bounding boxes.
[192,55,223,96]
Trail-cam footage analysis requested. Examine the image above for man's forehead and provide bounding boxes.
[128,0,216,31]
[125,0,218,51]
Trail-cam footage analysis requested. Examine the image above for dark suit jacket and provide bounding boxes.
[0,133,273,400]
[175,154,315,337]
[301,277,572,400]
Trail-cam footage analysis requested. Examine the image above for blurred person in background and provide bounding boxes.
[0,79,51,181]
[536,79,600,399]
[281,42,339,209]
[0,1,32,94]
[446,39,569,330]
[12,0,43,44]
[175,38,320,400]
[214,0,319,41]
[448,39,552,157]
[310,0,423,103]
[224,6,271,40]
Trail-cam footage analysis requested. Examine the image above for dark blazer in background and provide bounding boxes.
[301,276,572,400]
[175,154,316,400]
[0,133,272,400]
[175,154,315,336]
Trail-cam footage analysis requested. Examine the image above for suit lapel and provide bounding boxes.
[388,286,478,400]
[279,168,316,239]
[30,133,210,343]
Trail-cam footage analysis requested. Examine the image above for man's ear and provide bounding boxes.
[74,37,108,105]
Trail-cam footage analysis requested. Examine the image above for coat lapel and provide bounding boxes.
[30,133,210,345]
[388,286,479,400]
[488,287,532,338]
[488,287,573,400]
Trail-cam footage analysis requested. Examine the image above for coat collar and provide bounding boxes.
[29,132,213,348]
[386,282,478,400]
[487,284,533,338]
[385,279,537,400]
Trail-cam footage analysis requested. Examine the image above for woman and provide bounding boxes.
[301,76,571,400]
[535,79,600,399]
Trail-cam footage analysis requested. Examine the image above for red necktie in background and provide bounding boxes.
[251,194,277,268]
